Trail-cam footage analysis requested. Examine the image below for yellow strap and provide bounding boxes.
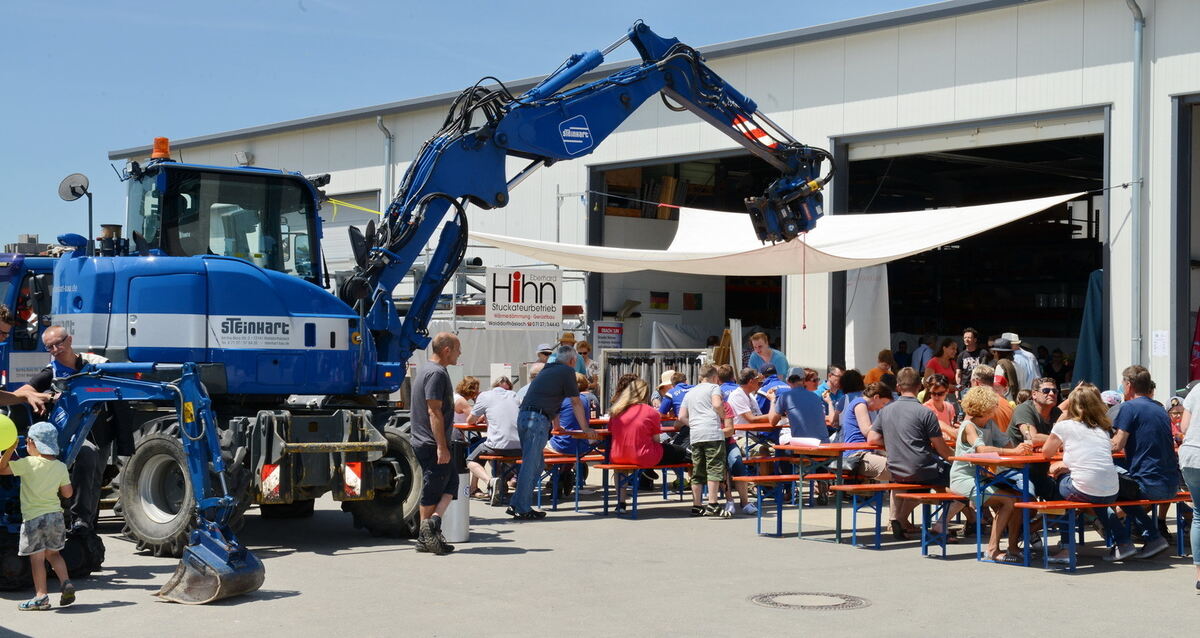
[325,198,383,221]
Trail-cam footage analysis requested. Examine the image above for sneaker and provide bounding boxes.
[1135,536,1169,560]
[19,595,50,611]
[1047,552,1071,565]
[690,505,707,517]
[1103,543,1138,562]
[60,581,75,606]
[742,503,758,515]
[488,477,504,507]
[723,502,737,516]
[707,502,730,518]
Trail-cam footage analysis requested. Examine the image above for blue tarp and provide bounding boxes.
[1073,269,1105,387]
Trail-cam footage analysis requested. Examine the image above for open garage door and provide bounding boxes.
[836,110,1106,378]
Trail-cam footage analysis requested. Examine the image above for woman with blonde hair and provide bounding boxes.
[608,379,690,509]
[949,386,1031,562]
[1041,382,1120,564]
[575,339,601,381]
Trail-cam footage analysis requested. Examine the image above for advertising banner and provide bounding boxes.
[485,267,562,330]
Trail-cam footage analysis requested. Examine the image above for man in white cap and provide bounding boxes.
[1001,332,1041,390]
[657,371,691,417]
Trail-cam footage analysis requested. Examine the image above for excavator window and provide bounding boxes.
[128,167,317,282]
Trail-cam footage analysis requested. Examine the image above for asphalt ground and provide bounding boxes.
[1,478,1196,637]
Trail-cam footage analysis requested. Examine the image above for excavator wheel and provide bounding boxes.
[341,424,421,538]
[115,419,251,558]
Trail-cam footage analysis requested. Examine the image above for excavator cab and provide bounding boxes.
[125,159,325,285]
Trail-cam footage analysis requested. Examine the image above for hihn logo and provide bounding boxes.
[559,115,592,155]
[490,271,557,305]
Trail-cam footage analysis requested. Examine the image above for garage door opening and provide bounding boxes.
[845,134,1104,358]
[591,154,784,349]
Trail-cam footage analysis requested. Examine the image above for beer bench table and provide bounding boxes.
[593,463,692,519]
[895,491,970,557]
[827,483,926,549]
[772,442,882,543]
[732,474,799,536]
[1014,492,1193,571]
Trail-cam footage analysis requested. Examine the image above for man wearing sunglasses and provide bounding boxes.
[13,326,110,535]
[1009,377,1063,500]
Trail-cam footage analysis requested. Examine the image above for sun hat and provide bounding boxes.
[26,421,60,456]
[536,343,554,355]
[991,337,1015,352]
[658,370,677,390]
[559,332,576,344]
[1100,390,1123,406]
[1000,332,1022,346]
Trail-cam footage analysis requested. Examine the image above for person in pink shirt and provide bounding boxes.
[922,373,957,440]
[608,379,690,508]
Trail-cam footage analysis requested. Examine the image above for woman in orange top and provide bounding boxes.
[863,349,896,385]
[922,373,957,440]
[923,339,959,392]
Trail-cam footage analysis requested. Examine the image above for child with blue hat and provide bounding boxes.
[0,421,76,610]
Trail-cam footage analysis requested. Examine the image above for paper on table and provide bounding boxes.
[793,437,823,447]
[966,452,1003,460]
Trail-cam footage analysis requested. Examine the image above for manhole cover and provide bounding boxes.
[749,591,871,611]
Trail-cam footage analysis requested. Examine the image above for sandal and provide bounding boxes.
[60,581,76,606]
[19,595,50,611]
[470,489,489,500]
[890,520,910,541]
[988,550,1022,564]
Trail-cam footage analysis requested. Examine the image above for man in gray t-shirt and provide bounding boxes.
[678,365,732,517]
[868,367,955,526]
[410,332,461,555]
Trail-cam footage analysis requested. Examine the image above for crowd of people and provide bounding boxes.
[423,326,1200,593]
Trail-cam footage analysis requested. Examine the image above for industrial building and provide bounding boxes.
[109,0,1200,391]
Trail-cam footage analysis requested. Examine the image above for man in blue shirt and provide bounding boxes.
[657,371,691,416]
[1109,365,1179,561]
[755,364,790,415]
[770,368,829,443]
[748,332,789,380]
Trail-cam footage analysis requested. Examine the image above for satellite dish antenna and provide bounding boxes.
[58,173,89,201]
[57,173,94,254]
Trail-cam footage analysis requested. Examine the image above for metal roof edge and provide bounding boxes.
[109,0,1039,160]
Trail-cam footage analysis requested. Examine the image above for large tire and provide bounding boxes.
[259,499,316,519]
[341,425,421,538]
[119,433,195,557]
[0,530,29,591]
[115,419,251,557]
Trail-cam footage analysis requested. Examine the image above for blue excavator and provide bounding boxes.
[0,21,832,603]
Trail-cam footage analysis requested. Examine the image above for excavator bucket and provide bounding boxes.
[155,524,264,604]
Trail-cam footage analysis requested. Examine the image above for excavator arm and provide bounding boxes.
[52,362,264,604]
[343,21,833,386]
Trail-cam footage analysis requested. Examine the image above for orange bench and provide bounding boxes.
[827,483,927,549]
[733,474,799,536]
[895,491,969,557]
[1014,492,1192,571]
[594,463,692,519]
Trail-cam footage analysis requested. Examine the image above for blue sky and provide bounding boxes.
[0,0,928,246]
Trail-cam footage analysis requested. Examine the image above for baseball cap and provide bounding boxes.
[658,370,677,390]
[536,343,553,355]
[27,421,60,456]
[759,364,777,376]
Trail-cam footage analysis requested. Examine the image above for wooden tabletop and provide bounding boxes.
[733,423,786,432]
[453,423,487,432]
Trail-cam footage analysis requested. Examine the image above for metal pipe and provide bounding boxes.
[376,116,395,205]
[1126,0,1145,367]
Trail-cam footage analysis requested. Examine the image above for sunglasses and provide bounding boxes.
[930,391,947,397]
[1037,387,1058,395]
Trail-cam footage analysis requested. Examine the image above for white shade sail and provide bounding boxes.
[469,192,1084,276]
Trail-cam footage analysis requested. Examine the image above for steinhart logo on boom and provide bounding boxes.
[221,318,290,335]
